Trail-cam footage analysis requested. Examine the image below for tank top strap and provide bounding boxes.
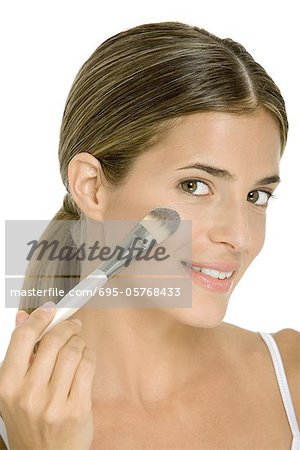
[258,332,300,449]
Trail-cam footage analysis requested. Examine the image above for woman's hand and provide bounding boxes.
[0,303,96,450]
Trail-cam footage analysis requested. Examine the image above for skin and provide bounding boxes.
[0,307,95,450]
[3,106,299,450]
[64,106,282,412]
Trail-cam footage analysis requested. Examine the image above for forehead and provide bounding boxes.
[132,107,281,175]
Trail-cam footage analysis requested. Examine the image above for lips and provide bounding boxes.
[181,263,235,293]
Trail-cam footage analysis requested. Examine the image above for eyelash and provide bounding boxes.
[178,178,278,208]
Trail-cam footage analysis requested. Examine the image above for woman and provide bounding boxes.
[0,21,299,449]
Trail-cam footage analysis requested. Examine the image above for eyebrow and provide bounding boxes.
[176,163,281,186]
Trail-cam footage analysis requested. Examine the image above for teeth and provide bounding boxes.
[191,266,234,279]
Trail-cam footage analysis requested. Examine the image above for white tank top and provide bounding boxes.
[258,332,300,449]
[0,332,299,449]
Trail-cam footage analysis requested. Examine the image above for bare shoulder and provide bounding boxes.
[271,328,300,425]
[231,324,300,426]
[271,328,300,370]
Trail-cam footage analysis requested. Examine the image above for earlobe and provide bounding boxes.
[67,152,107,220]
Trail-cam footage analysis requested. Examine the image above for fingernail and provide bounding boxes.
[39,301,56,311]
[15,310,29,327]
[70,318,82,327]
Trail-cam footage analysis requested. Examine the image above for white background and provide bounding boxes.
[1,1,299,360]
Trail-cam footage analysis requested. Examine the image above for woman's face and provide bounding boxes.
[71,107,282,327]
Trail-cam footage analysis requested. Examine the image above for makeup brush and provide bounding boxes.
[1,207,181,362]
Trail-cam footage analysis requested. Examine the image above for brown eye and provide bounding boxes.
[179,180,209,196]
[248,190,272,207]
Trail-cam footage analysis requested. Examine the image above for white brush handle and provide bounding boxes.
[0,268,108,369]
[36,268,108,343]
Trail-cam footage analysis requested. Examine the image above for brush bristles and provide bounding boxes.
[140,207,181,244]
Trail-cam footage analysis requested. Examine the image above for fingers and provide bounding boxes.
[0,309,96,449]
[68,347,96,409]
[26,319,83,387]
[2,302,57,381]
[15,310,29,328]
[15,310,36,366]
[48,334,87,401]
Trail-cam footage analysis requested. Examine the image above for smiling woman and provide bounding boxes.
[0,21,299,450]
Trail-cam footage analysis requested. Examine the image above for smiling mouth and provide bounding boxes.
[180,261,236,293]
[180,261,238,278]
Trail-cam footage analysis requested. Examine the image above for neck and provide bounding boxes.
[74,306,228,409]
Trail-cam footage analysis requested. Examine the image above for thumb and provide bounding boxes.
[15,310,30,328]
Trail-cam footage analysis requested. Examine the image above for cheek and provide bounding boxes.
[104,182,178,220]
[102,188,144,219]
[248,212,267,256]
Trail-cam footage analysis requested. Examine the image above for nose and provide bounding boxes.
[207,199,252,251]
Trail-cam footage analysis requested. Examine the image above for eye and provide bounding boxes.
[178,179,277,208]
[247,190,276,207]
[179,179,210,196]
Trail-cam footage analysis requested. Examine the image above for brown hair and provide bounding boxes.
[19,21,288,314]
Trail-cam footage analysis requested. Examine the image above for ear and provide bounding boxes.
[67,152,110,220]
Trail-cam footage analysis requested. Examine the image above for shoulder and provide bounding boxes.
[271,328,300,370]
[271,328,300,425]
